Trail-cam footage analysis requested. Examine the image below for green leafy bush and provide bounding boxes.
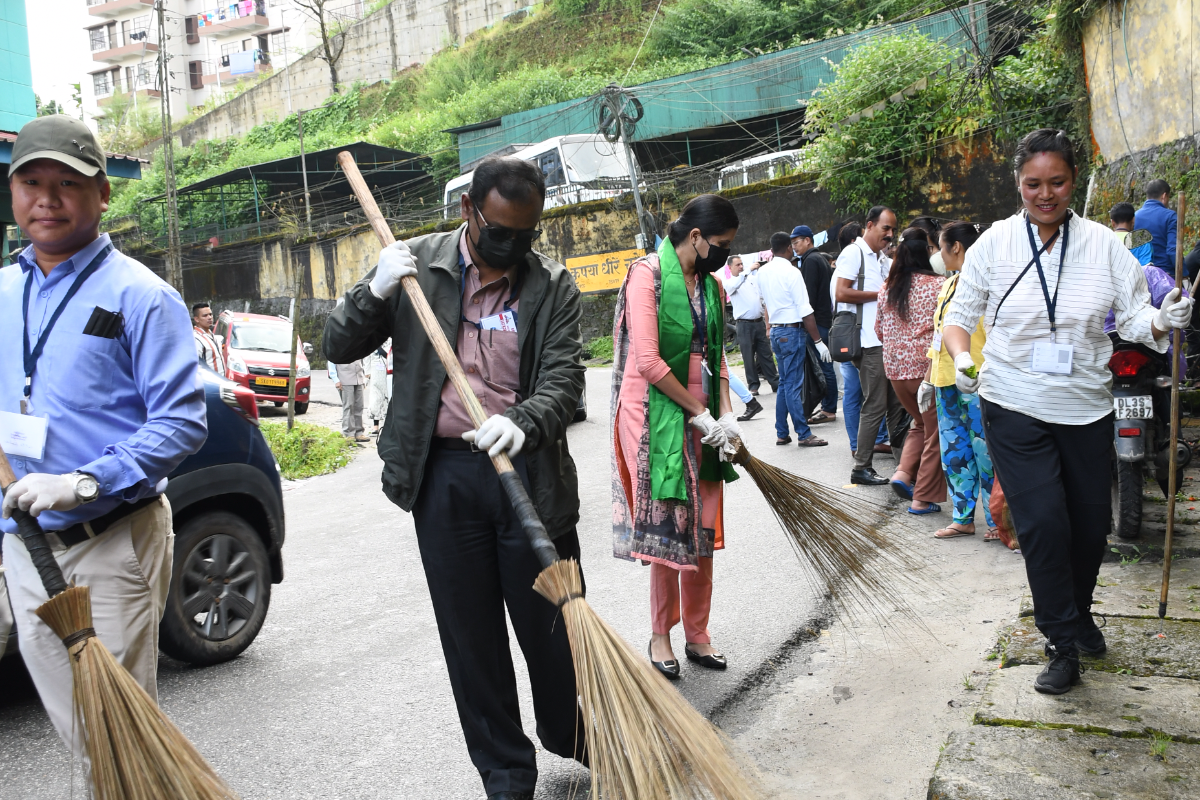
[260,421,355,480]
[585,334,615,362]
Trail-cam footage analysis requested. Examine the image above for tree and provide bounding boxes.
[293,0,350,94]
[71,83,84,120]
[35,94,64,116]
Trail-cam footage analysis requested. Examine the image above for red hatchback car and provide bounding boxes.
[215,311,313,414]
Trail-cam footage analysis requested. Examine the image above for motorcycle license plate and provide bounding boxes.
[255,377,288,387]
[1114,395,1153,419]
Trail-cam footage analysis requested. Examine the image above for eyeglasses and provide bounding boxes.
[475,206,542,244]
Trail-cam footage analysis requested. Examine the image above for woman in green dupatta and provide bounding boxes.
[611,195,743,680]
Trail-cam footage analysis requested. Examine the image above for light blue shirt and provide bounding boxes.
[0,234,207,534]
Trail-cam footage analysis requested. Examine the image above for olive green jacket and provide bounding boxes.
[322,224,585,537]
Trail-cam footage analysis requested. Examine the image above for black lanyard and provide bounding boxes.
[458,255,520,330]
[22,244,113,398]
[992,226,1062,327]
[937,274,960,325]
[688,275,709,363]
[1025,214,1070,338]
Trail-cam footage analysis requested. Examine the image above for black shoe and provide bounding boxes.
[1077,613,1107,655]
[684,645,728,670]
[738,398,764,421]
[648,641,680,680]
[488,793,534,800]
[850,468,889,486]
[776,436,793,445]
[1034,644,1082,694]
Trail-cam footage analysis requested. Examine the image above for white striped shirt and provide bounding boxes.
[944,211,1165,425]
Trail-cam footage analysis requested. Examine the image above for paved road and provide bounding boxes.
[0,367,1027,799]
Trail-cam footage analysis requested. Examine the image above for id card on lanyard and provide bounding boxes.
[1025,216,1073,375]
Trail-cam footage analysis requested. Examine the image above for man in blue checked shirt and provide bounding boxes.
[0,116,206,758]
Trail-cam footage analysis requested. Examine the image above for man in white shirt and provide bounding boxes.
[721,254,778,395]
[834,206,908,485]
[758,232,831,447]
[192,302,225,376]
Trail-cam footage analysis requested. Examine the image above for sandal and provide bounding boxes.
[796,435,828,447]
[935,525,974,538]
[907,502,941,516]
[807,410,836,425]
[984,527,1001,541]
[890,479,914,500]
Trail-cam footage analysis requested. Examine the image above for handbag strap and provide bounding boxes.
[853,246,865,327]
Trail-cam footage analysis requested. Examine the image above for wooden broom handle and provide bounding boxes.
[0,444,69,597]
[337,152,560,570]
[1161,192,1186,618]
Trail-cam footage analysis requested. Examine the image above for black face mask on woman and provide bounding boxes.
[472,206,538,270]
[693,238,731,275]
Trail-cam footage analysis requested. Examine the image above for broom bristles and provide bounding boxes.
[534,560,764,800]
[36,586,240,800]
[737,447,930,629]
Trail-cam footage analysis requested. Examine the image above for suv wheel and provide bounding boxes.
[160,511,271,665]
[295,401,309,415]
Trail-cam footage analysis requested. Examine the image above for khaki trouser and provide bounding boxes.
[851,347,909,470]
[2,496,173,759]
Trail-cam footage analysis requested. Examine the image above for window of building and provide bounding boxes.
[185,16,199,44]
[93,71,114,97]
[88,25,112,52]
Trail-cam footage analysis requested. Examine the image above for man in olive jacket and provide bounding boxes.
[323,157,586,800]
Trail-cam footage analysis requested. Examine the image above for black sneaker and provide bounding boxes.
[1077,613,1107,655]
[738,398,764,421]
[1034,644,1082,694]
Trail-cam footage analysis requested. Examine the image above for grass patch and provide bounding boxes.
[261,421,355,480]
[585,335,615,364]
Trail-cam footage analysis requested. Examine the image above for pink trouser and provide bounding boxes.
[650,557,714,644]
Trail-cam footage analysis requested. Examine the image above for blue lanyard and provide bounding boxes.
[1024,214,1070,338]
[458,255,520,329]
[22,245,113,398]
[688,275,708,362]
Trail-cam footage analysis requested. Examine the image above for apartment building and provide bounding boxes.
[83,0,362,125]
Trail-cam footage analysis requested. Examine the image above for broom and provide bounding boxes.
[0,446,239,800]
[337,151,762,800]
[726,439,929,627]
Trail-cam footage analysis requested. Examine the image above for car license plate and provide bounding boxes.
[1115,395,1153,419]
[255,377,288,387]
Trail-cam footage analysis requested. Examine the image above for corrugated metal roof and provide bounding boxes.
[456,4,988,170]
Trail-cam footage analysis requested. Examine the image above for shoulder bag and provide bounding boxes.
[828,246,865,362]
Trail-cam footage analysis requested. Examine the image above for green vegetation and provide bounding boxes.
[260,421,355,479]
[585,335,615,363]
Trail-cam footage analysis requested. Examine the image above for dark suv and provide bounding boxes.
[0,368,284,667]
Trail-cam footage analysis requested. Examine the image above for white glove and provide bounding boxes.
[2,473,80,518]
[716,411,742,462]
[954,352,979,394]
[462,414,526,458]
[1154,288,1194,331]
[368,240,418,300]
[916,380,935,413]
[814,340,832,363]
[690,409,729,451]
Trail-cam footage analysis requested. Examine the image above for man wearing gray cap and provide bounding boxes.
[0,115,207,757]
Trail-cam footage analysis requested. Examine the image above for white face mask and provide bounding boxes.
[930,250,947,275]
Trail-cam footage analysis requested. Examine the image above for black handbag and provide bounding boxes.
[828,247,865,362]
[802,340,828,419]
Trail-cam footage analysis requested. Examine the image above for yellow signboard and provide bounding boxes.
[564,248,645,294]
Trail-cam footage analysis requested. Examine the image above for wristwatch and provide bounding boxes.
[67,472,101,504]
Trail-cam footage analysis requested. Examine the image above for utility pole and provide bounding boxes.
[599,84,653,252]
[297,107,312,233]
[156,0,183,294]
[286,297,299,430]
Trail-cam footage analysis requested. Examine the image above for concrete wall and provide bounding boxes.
[173,0,528,147]
[1083,0,1200,161]
[1084,134,1199,237]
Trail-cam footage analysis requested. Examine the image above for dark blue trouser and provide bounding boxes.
[816,324,838,413]
[771,325,812,440]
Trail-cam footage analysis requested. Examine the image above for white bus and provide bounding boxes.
[444,134,636,217]
[717,149,807,190]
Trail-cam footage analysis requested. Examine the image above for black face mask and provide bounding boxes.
[471,208,536,270]
[693,238,731,275]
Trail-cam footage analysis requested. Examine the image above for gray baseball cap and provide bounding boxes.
[10,115,106,178]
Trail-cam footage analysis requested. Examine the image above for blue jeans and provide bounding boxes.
[771,326,812,440]
[816,325,838,413]
[841,361,888,452]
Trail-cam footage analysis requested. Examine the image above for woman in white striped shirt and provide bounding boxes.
[942,129,1193,696]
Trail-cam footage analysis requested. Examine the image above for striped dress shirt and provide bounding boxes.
[944,211,1166,425]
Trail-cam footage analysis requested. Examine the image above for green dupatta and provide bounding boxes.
[648,238,738,501]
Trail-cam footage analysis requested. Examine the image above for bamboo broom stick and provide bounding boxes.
[1159,192,1187,631]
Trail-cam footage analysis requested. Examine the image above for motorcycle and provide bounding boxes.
[1109,340,1192,538]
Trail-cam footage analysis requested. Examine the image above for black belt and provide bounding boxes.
[777,322,801,328]
[432,437,481,452]
[22,496,162,548]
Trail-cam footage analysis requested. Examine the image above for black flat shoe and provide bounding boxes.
[684,645,728,670]
[850,468,889,486]
[776,436,792,445]
[648,641,680,680]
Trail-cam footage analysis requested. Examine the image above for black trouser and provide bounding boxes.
[412,442,586,796]
[982,400,1112,651]
[736,317,778,391]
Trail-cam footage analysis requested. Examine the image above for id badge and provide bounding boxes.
[479,310,517,332]
[1031,341,1073,375]
[930,330,943,351]
[0,409,48,460]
